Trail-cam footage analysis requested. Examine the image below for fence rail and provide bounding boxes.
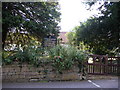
[86,55,120,75]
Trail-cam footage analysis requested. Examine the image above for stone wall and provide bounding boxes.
[2,62,80,82]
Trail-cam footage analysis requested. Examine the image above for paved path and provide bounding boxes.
[2,79,118,88]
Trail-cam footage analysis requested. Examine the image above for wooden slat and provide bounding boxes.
[86,55,119,75]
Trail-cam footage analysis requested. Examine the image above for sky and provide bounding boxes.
[59,0,101,32]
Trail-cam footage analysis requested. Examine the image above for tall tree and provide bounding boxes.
[75,2,120,55]
[2,2,61,49]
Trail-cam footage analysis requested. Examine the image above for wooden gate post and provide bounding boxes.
[104,55,108,75]
[93,57,95,74]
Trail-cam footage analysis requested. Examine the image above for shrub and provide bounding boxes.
[2,46,45,67]
[49,45,88,73]
[2,51,16,65]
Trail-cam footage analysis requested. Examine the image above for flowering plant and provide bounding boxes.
[49,45,88,74]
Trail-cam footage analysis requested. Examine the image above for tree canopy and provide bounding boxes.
[2,2,61,49]
[74,2,120,55]
[66,30,76,45]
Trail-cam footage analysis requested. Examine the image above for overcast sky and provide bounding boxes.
[59,0,101,32]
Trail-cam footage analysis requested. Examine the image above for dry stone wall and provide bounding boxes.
[2,62,80,82]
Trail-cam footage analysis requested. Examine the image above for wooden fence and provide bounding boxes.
[86,55,120,75]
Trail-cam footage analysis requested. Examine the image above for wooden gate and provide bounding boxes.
[86,55,120,75]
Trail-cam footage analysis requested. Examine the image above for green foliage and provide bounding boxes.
[74,2,120,55]
[2,51,16,65]
[49,45,88,73]
[66,27,90,52]
[66,31,76,45]
[5,31,42,51]
[2,46,45,67]
[2,2,61,49]
[3,58,12,65]
[3,44,89,74]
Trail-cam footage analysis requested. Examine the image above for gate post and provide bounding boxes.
[93,57,95,74]
[105,55,108,75]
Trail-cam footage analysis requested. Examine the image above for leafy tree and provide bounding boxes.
[75,2,120,55]
[66,31,75,45]
[2,2,61,49]
[5,31,41,51]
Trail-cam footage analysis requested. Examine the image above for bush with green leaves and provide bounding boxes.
[2,51,16,65]
[49,45,88,73]
[2,46,45,67]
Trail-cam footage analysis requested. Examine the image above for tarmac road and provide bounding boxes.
[2,79,119,89]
